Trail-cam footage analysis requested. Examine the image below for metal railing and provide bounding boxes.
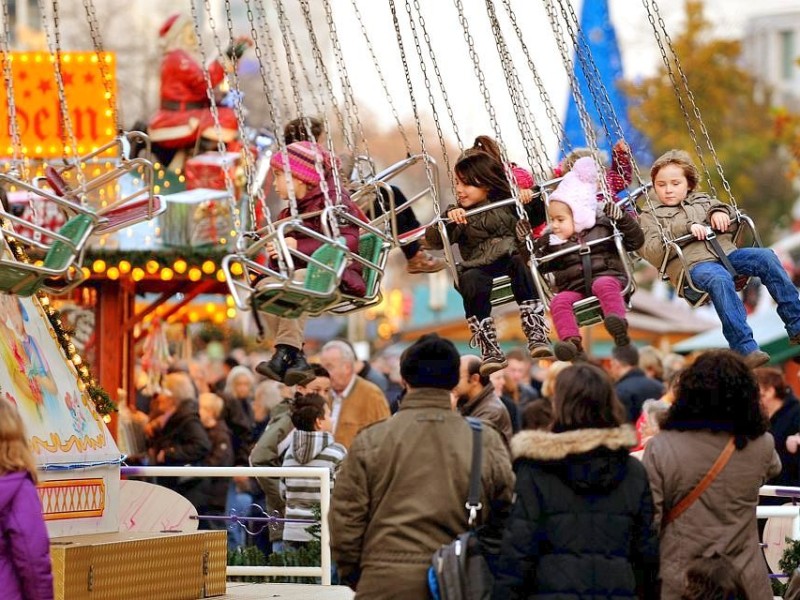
[121,465,332,585]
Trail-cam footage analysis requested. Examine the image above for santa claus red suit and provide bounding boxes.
[147,14,243,150]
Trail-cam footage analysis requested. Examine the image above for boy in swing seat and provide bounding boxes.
[255,141,367,385]
[533,156,644,362]
[640,149,800,368]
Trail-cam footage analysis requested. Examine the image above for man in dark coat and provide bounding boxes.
[609,344,664,423]
[331,334,515,599]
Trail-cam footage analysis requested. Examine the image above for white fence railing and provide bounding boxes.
[120,465,332,585]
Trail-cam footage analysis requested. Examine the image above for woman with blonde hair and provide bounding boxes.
[0,398,53,599]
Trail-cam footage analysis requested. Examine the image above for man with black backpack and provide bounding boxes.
[330,334,515,599]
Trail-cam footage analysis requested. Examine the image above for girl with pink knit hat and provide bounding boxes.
[533,156,644,361]
[255,141,368,385]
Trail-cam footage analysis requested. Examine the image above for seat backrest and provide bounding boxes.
[43,214,94,271]
[358,233,383,296]
[303,239,347,294]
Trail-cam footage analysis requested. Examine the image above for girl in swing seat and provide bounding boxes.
[640,149,800,369]
[254,141,367,386]
[533,156,644,362]
[424,140,551,376]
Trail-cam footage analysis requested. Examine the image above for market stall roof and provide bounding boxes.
[672,307,800,364]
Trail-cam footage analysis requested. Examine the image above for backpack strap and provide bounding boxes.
[465,417,483,527]
[662,435,735,528]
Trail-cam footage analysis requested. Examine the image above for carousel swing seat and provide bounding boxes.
[0,213,94,296]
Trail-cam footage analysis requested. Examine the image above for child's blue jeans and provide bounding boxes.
[690,247,800,355]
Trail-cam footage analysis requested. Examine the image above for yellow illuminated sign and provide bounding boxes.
[0,52,117,158]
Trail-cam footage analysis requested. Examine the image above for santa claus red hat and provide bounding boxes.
[549,156,599,234]
[159,13,193,45]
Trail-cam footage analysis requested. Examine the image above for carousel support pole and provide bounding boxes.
[95,277,136,437]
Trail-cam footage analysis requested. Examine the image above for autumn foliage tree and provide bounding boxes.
[623,0,796,241]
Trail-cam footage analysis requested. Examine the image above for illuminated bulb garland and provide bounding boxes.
[3,230,115,417]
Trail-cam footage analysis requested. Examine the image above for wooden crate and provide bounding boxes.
[50,530,226,599]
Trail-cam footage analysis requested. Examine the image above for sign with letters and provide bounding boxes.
[0,51,117,158]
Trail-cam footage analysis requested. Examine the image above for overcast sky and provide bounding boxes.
[321,0,800,163]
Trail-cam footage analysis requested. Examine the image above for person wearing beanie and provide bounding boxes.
[147,13,252,165]
[533,156,644,361]
[282,117,447,275]
[330,334,515,599]
[254,141,369,386]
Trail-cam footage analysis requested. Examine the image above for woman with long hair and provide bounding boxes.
[643,350,779,599]
[493,363,659,598]
[0,398,53,600]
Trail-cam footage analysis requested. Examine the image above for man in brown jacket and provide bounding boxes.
[320,340,390,449]
[330,334,515,598]
[454,354,513,445]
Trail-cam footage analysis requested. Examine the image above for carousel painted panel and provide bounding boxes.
[0,294,120,535]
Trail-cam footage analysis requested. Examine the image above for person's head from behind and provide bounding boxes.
[269,141,328,201]
[551,363,625,433]
[283,117,324,145]
[453,151,511,207]
[547,156,599,239]
[0,399,37,482]
[541,361,572,399]
[296,364,332,402]
[320,341,356,394]
[291,393,332,433]
[198,392,224,429]
[399,333,460,392]
[651,149,700,207]
[661,350,768,447]
[681,554,747,600]
[609,343,640,380]
[522,399,553,431]
[638,345,664,381]
[640,398,670,439]
[253,380,283,423]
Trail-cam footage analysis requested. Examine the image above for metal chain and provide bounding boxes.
[321,0,371,163]
[646,0,733,204]
[483,0,547,181]
[349,0,411,154]
[410,0,463,150]
[243,0,281,252]
[500,0,570,164]
[542,0,611,202]
[450,0,533,258]
[0,0,29,180]
[294,0,344,237]
[40,0,86,188]
[218,0,261,238]
[254,1,290,121]
[387,0,441,216]
[81,0,121,134]
[556,0,647,188]
[192,0,240,232]
[404,0,455,193]
[287,28,323,116]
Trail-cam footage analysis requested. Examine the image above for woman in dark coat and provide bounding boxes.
[493,363,659,599]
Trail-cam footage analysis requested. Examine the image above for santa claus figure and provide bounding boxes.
[147,14,251,157]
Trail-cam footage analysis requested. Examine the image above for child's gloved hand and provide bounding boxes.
[515,218,532,242]
[603,201,624,221]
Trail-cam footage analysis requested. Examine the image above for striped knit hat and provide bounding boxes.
[270,141,327,186]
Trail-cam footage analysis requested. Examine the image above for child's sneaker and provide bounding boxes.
[553,337,587,362]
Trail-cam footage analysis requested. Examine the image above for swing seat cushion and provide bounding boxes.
[45,214,94,272]
[95,196,165,235]
[356,233,384,297]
